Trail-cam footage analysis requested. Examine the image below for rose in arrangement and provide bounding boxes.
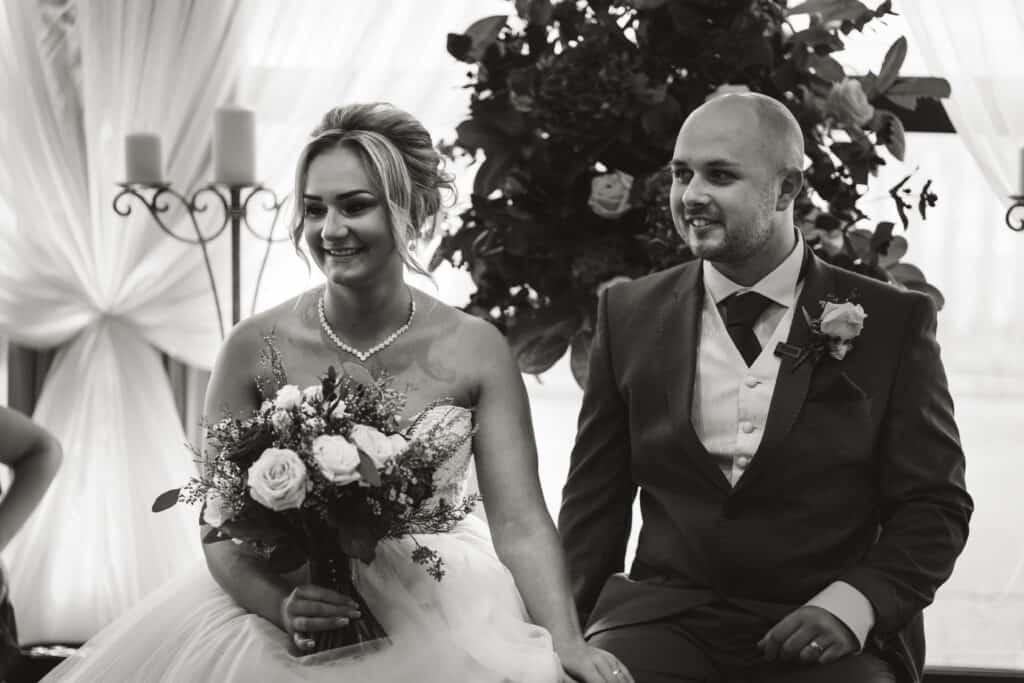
[310,435,362,485]
[588,171,634,219]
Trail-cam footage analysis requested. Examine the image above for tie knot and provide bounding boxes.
[723,291,773,328]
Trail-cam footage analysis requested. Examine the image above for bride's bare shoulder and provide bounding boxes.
[414,289,512,367]
[214,289,320,371]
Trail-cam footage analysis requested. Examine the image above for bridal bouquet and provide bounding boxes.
[154,361,478,653]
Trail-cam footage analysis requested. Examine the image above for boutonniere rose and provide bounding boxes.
[782,297,867,369]
[818,301,867,359]
[801,298,867,364]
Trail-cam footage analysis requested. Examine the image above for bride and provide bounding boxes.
[44,103,632,682]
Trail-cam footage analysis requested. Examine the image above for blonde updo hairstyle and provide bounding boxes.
[290,102,455,278]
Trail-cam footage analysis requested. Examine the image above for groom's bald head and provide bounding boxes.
[685,93,804,175]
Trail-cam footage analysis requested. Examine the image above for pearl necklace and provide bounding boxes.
[318,290,416,363]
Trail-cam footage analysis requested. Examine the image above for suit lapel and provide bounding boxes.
[734,248,834,493]
[660,262,731,493]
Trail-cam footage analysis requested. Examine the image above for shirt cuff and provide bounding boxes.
[806,581,876,650]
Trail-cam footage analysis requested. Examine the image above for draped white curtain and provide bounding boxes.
[0,0,247,643]
[901,0,1024,199]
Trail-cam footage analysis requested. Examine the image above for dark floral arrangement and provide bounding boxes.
[435,0,949,385]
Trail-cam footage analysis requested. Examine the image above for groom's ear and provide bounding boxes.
[775,168,804,211]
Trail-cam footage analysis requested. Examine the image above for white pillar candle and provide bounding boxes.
[1019,146,1024,196]
[125,133,163,184]
[213,107,256,185]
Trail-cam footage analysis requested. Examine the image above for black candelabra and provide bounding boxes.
[113,182,289,338]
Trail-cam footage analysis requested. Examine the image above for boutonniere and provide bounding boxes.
[775,296,867,370]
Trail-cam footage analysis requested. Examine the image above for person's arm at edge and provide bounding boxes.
[0,406,63,551]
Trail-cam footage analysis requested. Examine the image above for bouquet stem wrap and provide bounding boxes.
[308,549,389,653]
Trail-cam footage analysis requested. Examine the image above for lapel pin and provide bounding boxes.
[775,342,813,371]
[774,342,802,360]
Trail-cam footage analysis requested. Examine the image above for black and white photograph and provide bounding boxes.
[0,1,1021,681]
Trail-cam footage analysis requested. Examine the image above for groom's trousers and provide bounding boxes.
[587,601,896,683]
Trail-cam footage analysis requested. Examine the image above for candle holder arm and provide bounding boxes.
[113,182,232,338]
[1006,195,1024,232]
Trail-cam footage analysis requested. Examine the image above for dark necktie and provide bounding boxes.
[723,292,773,366]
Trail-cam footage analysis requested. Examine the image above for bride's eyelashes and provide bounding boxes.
[302,199,377,221]
[303,202,327,220]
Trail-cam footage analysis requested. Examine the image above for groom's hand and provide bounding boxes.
[757,605,858,665]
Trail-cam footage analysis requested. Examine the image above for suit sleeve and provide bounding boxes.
[557,288,637,625]
[841,293,973,635]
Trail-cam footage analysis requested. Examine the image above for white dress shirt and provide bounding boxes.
[690,237,876,649]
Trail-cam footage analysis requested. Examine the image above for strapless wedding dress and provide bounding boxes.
[43,406,559,682]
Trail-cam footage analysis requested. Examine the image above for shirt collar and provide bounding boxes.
[702,231,805,309]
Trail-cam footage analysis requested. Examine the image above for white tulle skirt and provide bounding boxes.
[43,515,560,682]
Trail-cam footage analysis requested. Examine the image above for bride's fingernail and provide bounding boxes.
[336,617,349,626]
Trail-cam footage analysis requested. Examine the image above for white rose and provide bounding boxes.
[330,400,348,420]
[587,171,633,219]
[350,424,408,468]
[311,435,362,485]
[705,83,751,102]
[826,78,874,127]
[819,301,867,341]
[273,385,303,411]
[302,385,323,404]
[247,448,310,511]
[203,490,233,528]
[270,409,293,434]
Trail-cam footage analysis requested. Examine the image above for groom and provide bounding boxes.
[558,93,972,682]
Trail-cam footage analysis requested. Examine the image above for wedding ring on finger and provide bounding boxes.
[292,631,316,651]
[807,640,825,657]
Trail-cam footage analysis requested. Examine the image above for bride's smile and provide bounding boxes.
[302,147,400,288]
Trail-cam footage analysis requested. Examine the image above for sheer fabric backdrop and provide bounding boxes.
[0,0,245,643]
[848,7,1024,665]
[902,0,1024,199]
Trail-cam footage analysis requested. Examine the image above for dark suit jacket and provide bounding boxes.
[558,251,972,682]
